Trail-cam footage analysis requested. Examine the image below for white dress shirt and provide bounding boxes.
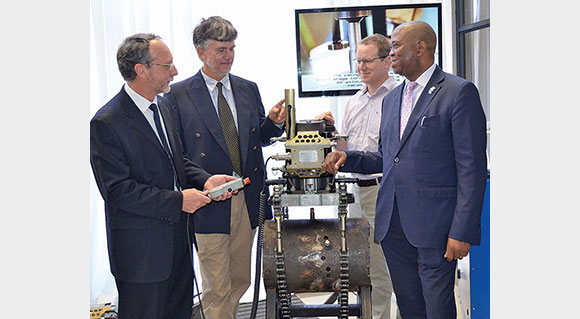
[124,83,171,149]
[200,70,239,131]
[342,76,398,180]
[124,83,178,190]
[404,63,437,110]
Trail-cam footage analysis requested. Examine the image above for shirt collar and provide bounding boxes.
[200,69,231,92]
[382,76,398,92]
[124,83,158,115]
[361,76,398,97]
[406,63,437,89]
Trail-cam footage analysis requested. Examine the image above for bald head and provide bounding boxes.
[389,21,437,80]
[400,21,437,54]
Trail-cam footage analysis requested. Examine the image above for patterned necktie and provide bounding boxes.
[216,82,242,176]
[149,103,179,188]
[400,81,417,139]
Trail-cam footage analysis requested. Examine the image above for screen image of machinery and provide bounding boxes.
[295,4,442,97]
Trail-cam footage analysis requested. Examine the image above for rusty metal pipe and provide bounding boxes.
[263,218,370,292]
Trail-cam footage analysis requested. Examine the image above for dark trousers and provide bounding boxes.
[381,199,457,319]
[115,220,194,319]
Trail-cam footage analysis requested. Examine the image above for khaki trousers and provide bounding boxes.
[195,191,255,319]
[350,184,399,319]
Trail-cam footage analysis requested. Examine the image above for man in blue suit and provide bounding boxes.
[164,16,285,319]
[322,21,487,319]
[90,33,236,319]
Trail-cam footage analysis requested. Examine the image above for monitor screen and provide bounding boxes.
[295,3,442,97]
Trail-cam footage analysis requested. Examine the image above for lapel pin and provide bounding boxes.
[428,86,436,95]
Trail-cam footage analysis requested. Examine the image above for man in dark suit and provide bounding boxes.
[164,16,285,319]
[90,33,237,319]
[322,21,487,319]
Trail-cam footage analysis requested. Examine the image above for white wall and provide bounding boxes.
[90,0,455,306]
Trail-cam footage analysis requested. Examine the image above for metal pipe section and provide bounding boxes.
[285,89,296,140]
[263,218,370,292]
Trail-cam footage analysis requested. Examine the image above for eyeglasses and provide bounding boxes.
[148,62,174,70]
[353,56,388,64]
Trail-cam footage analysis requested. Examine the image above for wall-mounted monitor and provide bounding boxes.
[295,3,442,97]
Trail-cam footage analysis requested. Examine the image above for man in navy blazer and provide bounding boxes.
[90,33,236,319]
[323,21,487,319]
[164,17,285,318]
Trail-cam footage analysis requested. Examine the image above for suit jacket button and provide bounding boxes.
[200,152,206,157]
[254,167,258,172]
[253,145,257,150]
[252,127,256,132]
[195,133,201,138]
[394,157,400,163]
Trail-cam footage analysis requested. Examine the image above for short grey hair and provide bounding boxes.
[192,16,237,49]
[117,33,161,81]
[360,33,391,58]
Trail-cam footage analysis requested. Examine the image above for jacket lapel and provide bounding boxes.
[120,89,168,156]
[158,99,186,185]
[399,66,445,148]
[186,72,229,156]
[388,83,405,156]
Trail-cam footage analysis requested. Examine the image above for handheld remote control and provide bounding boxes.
[207,177,251,199]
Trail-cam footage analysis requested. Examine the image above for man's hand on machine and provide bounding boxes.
[313,111,335,125]
[322,151,347,174]
[268,99,286,124]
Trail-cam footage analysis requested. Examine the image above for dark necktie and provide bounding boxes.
[149,103,172,156]
[149,103,179,188]
[216,82,242,176]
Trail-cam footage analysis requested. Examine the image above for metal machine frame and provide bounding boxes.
[260,89,372,319]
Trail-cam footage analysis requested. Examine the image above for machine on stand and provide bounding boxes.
[258,89,372,319]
